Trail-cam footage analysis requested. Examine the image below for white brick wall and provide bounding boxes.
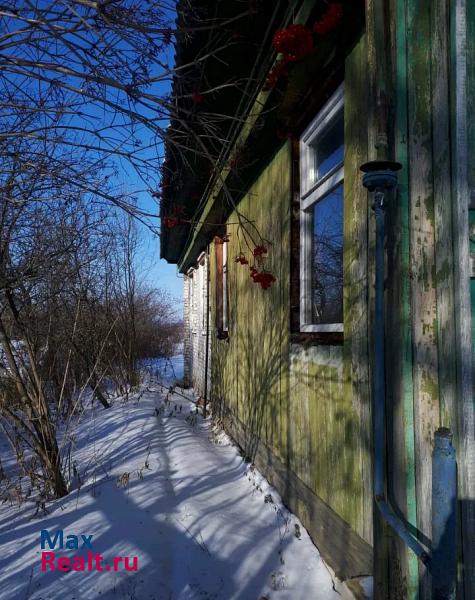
[183,254,210,398]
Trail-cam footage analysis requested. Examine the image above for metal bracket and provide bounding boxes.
[360,160,403,193]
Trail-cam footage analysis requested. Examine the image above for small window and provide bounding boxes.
[214,236,229,338]
[300,85,344,333]
[309,110,344,182]
[197,253,208,334]
[222,240,228,333]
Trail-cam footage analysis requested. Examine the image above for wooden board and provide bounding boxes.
[219,401,373,585]
[343,32,372,545]
[406,1,441,597]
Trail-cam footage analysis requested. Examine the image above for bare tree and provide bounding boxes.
[0,170,178,498]
[0,0,267,499]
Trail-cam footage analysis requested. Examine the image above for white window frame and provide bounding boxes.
[222,240,228,333]
[197,252,208,335]
[188,267,198,335]
[300,84,344,333]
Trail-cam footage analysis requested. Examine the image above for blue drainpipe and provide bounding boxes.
[432,428,457,600]
[361,162,459,597]
[361,161,431,566]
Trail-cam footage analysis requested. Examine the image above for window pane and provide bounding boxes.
[311,110,344,181]
[312,184,343,324]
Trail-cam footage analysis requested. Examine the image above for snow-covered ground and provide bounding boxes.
[0,363,343,600]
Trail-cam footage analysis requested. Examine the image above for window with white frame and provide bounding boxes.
[214,235,229,338]
[222,240,228,333]
[300,85,344,333]
[196,253,208,334]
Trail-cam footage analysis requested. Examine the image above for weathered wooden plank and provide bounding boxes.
[387,1,419,598]
[331,346,359,528]
[287,349,300,476]
[432,0,457,432]
[291,345,312,487]
[343,32,372,546]
[278,146,291,462]
[406,1,440,597]
[451,1,475,597]
[306,354,320,497]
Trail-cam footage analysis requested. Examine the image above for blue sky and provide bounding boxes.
[1,3,183,309]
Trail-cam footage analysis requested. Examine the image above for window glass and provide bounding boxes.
[299,84,344,332]
[310,110,344,182]
[311,183,343,324]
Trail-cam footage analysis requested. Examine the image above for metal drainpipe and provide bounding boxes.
[362,163,459,597]
[361,161,431,566]
[432,428,457,600]
[203,246,210,419]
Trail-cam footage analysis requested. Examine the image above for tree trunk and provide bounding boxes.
[90,375,111,409]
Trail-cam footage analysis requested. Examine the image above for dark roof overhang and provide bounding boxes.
[161,0,365,271]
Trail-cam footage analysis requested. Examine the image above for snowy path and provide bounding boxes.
[0,386,342,600]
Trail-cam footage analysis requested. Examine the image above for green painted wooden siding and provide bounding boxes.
[210,106,373,545]
[205,11,475,593]
[391,1,474,597]
[210,143,291,467]
[342,33,372,545]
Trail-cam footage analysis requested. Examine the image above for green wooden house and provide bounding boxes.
[161,1,475,598]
